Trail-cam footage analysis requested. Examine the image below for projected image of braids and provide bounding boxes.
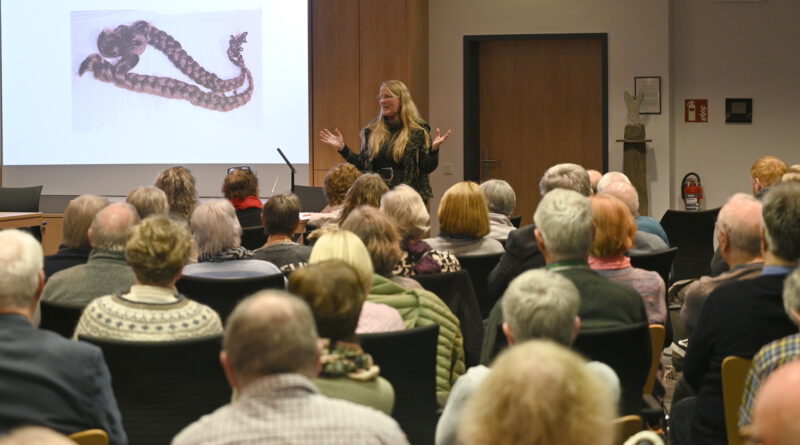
[78,20,253,112]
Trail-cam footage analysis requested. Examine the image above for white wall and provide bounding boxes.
[671,0,800,210]
[428,0,671,223]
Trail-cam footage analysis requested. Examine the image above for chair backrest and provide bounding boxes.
[455,252,503,319]
[613,415,644,445]
[176,273,285,322]
[39,300,84,338]
[69,429,109,445]
[659,208,720,281]
[78,335,230,445]
[644,324,666,395]
[359,324,439,445]
[629,247,678,287]
[0,185,43,212]
[573,322,651,415]
[509,215,522,228]
[293,185,328,213]
[240,225,267,250]
[722,356,752,445]
[415,270,484,367]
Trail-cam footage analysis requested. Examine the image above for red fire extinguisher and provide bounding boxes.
[681,172,704,211]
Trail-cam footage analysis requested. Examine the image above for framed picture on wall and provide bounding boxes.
[634,76,661,115]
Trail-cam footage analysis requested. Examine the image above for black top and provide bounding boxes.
[487,224,546,299]
[236,207,263,229]
[44,246,90,279]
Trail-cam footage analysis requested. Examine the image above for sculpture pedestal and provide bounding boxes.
[616,139,651,216]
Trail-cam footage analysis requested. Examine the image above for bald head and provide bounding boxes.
[716,193,763,259]
[587,169,602,194]
[596,171,630,194]
[750,360,800,445]
[88,202,140,251]
[600,181,639,217]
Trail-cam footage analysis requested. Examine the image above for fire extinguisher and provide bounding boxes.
[681,172,704,211]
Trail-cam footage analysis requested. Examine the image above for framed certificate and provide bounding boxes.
[634,76,661,115]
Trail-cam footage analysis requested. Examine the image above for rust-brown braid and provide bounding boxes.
[79,21,253,112]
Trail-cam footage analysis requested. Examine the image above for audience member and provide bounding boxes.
[589,194,666,324]
[436,269,620,445]
[125,186,168,219]
[381,184,460,276]
[739,266,800,427]
[425,181,504,256]
[74,215,222,341]
[677,193,764,337]
[43,202,139,307]
[337,173,389,224]
[342,206,421,289]
[172,291,407,445]
[252,193,311,273]
[307,163,362,227]
[457,340,617,445]
[482,188,647,364]
[479,179,517,241]
[155,166,198,221]
[596,170,630,193]
[0,230,126,444]
[43,194,108,278]
[744,359,800,445]
[310,229,465,405]
[288,260,395,414]
[751,155,788,198]
[487,162,591,299]
[671,182,800,445]
[781,166,800,184]
[182,199,281,279]
[222,166,263,228]
[587,168,602,194]
[602,180,669,247]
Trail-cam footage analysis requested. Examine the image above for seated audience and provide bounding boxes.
[125,186,168,219]
[744,359,800,445]
[307,163,361,227]
[172,291,407,445]
[482,188,647,364]
[381,184,460,276]
[74,215,222,341]
[457,340,617,445]
[43,194,108,278]
[739,266,800,428]
[751,155,788,198]
[425,181,504,256]
[436,269,620,445]
[182,200,281,279]
[342,206,422,289]
[671,182,800,445]
[479,179,517,241]
[288,261,395,414]
[252,194,311,273]
[43,202,139,307]
[589,194,666,324]
[0,230,126,444]
[155,166,197,221]
[781,164,800,183]
[337,173,389,224]
[601,180,669,247]
[310,229,465,405]
[222,166,263,228]
[677,193,764,337]
[487,162,591,299]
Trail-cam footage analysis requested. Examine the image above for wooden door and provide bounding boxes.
[466,35,606,226]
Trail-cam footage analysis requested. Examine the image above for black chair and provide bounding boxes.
[240,225,267,250]
[415,270,484,367]
[176,274,285,321]
[0,185,44,241]
[455,253,503,319]
[78,335,230,445]
[359,324,439,445]
[293,185,328,212]
[659,208,720,282]
[39,300,84,338]
[509,215,522,228]
[572,322,653,416]
[630,247,680,347]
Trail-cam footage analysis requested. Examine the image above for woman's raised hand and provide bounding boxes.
[432,128,452,151]
[319,128,345,150]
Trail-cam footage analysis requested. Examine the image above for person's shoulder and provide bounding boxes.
[315,394,406,436]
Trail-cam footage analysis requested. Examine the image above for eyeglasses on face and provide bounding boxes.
[227,166,252,174]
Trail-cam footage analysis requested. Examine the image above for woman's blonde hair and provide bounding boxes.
[190,199,242,256]
[308,228,374,294]
[366,80,431,162]
[126,186,168,219]
[380,184,430,241]
[341,206,403,276]
[154,166,197,221]
[589,194,636,258]
[438,181,490,238]
[125,215,193,286]
[337,173,389,224]
[458,340,616,445]
[61,195,108,249]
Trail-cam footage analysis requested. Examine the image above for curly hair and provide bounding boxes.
[125,215,193,286]
[337,173,389,224]
[323,163,361,206]
[222,168,259,200]
[155,166,197,221]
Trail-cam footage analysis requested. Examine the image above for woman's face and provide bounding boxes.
[378,86,400,119]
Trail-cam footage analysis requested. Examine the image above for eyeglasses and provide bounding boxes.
[227,166,251,174]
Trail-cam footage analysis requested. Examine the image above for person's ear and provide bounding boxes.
[502,322,516,346]
[534,228,546,252]
[220,351,239,390]
[87,228,95,248]
[718,230,730,254]
[572,316,582,342]
[760,226,769,256]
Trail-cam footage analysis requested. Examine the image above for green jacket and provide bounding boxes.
[368,274,465,406]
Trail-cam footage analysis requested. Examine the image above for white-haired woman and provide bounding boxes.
[480,179,517,241]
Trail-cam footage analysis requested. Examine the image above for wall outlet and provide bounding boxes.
[444,164,454,175]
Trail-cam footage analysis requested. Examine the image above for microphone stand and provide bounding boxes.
[276,148,296,192]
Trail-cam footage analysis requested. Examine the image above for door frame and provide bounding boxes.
[463,33,609,181]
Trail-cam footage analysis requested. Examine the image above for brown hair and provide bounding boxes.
[323,163,361,206]
[61,195,108,249]
[222,168,259,200]
[337,173,389,224]
[438,181,490,238]
[341,206,403,276]
[752,156,788,189]
[589,194,636,258]
[263,194,300,236]
[155,166,197,221]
